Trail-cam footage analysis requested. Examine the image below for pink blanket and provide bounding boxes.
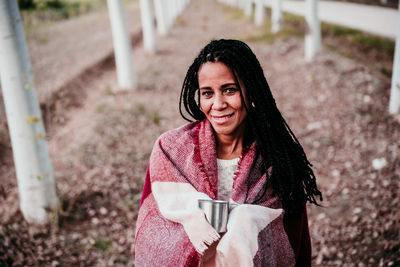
[135,120,298,266]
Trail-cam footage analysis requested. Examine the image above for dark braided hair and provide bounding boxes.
[179,39,322,216]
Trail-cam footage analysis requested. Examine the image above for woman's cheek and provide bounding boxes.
[200,99,211,112]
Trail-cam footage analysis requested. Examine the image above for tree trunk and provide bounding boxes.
[389,4,400,114]
[0,0,58,224]
[107,0,137,90]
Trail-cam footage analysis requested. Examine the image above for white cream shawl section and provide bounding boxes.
[152,181,283,265]
[151,181,220,255]
[212,204,283,267]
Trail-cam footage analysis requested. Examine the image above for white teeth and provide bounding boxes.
[213,114,232,120]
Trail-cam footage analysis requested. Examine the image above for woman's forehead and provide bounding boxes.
[198,62,236,84]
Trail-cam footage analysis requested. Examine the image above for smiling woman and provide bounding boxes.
[198,62,248,160]
[135,39,322,266]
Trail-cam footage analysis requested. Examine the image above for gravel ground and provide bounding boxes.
[26,2,141,101]
[1,0,399,266]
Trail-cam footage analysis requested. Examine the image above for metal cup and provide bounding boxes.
[198,199,228,233]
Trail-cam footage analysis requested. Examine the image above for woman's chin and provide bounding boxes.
[212,127,238,138]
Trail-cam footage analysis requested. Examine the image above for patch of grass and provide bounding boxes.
[352,34,394,52]
[148,111,161,126]
[243,12,304,44]
[246,25,303,43]
[93,237,111,251]
[103,85,113,95]
[322,22,395,54]
[135,103,146,114]
[176,15,187,26]
[229,8,246,20]
[284,12,306,24]
[380,67,392,78]
[320,22,394,77]
[323,23,359,37]
[324,43,353,58]
[117,193,141,212]
[219,0,246,20]
[95,103,107,113]
[117,198,134,212]
[21,0,106,28]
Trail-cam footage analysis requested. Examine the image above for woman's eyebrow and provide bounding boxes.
[221,83,238,88]
[199,83,237,90]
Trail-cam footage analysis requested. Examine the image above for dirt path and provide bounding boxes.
[26,2,141,101]
[1,0,399,266]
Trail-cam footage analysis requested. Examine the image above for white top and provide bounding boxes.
[217,158,240,200]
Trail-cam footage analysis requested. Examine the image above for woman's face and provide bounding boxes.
[198,62,248,140]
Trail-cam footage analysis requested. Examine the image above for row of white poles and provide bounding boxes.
[107,0,191,91]
[0,0,398,225]
[0,0,193,224]
[142,0,191,52]
[218,0,400,114]
[219,0,320,61]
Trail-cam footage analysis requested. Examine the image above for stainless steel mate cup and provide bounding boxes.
[198,199,228,233]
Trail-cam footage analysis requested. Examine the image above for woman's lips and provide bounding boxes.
[211,113,233,124]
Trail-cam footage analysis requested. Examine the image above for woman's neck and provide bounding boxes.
[216,134,244,160]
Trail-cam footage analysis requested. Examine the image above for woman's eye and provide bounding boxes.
[201,91,213,97]
[225,88,238,94]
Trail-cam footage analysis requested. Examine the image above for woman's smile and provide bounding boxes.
[211,113,234,123]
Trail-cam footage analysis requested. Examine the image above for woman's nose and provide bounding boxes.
[212,94,227,110]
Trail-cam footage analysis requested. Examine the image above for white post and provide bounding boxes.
[272,0,282,33]
[244,0,253,17]
[0,0,58,224]
[178,0,185,14]
[174,0,180,18]
[153,0,169,36]
[304,0,321,61]
[170,0,177,21]
[168,0,174,21]
[254,0,266,26]
[140,0,157,54]
[174,0,180,17]
[165,0,173,29]
[389,4,400,114]
[107,0,137,90]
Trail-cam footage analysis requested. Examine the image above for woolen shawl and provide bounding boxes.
[135,120,299,266]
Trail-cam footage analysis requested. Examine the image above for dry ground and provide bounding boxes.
[1,0,399,266]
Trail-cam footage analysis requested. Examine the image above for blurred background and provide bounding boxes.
[0,0,399,266]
